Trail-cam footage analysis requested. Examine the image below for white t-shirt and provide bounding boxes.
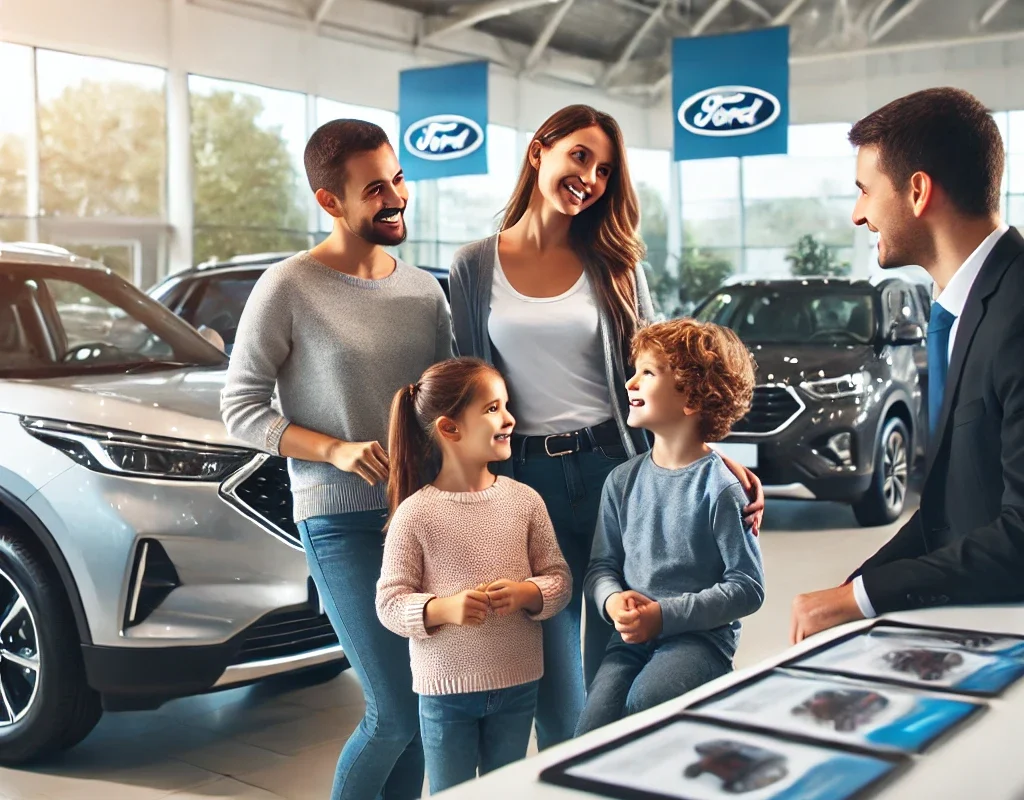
[487,248,613,436]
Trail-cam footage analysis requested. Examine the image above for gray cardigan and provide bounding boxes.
[448,234,655,457]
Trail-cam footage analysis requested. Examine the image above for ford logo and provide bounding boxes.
[677,86,781,138]
[404,115,484,161]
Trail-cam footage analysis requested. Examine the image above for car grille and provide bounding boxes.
[733,386,803,435]
[234,607,339,664]
[230,456,300,545]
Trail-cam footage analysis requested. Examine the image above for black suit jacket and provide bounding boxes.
[850,227,1024,613]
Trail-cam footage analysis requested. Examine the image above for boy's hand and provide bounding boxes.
[606,591,662,644]
[605,590,654,626]
[482,580,543,616]
[425,590,489,627]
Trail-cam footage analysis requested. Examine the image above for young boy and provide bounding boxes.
[576,319,766,735]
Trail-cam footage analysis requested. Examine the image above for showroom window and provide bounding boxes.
[36,49,167,219]
[189,75,310,265]
[628,146,674,316]
[741,123,856,278]
[0,42,33,243]
[431,124,522,269]
[676,123,863,311]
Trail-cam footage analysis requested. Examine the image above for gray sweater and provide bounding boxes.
[448,234,655,456]
[221,253,453,522]
[585,451,765,659]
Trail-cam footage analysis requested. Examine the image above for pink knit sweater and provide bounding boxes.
[375,476,571,696]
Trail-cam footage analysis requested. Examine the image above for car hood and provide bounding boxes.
[0,367,241,447]
[746,343,876,385]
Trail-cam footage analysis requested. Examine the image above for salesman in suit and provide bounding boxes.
[790,87,1024,643]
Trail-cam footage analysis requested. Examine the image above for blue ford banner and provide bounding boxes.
[399,61,488,181]
[672,27,789,161]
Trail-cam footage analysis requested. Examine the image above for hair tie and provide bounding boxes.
[408,383,417,397]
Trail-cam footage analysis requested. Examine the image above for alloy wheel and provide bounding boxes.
[0,567,41,727]
[882,429,908,513]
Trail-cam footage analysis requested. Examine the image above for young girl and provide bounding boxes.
[375,357,571,794]
[448,104,765,747]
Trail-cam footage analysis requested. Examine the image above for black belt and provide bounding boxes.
[513,419,621,459]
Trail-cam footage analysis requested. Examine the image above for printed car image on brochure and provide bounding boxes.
[789,626,1024,696]
[543,716,904,800]
[690,670,981,753]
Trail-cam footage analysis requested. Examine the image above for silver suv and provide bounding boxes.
[0,244,345,764]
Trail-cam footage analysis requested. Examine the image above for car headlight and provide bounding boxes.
[21,417,254,481]
[800,371,871,400]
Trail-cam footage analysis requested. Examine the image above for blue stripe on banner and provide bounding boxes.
[865,698,976,751]
[773,756,893,800]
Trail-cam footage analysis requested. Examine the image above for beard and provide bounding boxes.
[353,209,408,247]
[876,212,934,270]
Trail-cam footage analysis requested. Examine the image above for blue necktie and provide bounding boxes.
[928,301,956,436]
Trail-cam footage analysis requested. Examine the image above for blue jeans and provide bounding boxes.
[511,444,627,749]
[575,631,732,735]
[419,682,539,794]
[299,510,423,800]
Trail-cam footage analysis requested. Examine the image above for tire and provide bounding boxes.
[0,525,102,764]
[853,417,910,527]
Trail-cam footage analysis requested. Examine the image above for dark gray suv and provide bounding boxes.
[695,276,929,526]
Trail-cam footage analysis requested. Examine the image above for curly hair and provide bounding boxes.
[631,319,756,442]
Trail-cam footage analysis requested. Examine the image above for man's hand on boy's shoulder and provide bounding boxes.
[607,590,662,644]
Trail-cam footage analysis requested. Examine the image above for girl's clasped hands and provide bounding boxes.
[426,580,543,628]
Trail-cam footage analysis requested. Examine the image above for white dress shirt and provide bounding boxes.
[852,222,1010,619]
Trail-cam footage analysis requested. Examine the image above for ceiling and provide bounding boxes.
[200,0,1024,96]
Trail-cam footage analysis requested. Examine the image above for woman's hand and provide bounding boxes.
[718,454,765,534]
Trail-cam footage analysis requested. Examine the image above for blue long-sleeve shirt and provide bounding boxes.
[585,451,765,659]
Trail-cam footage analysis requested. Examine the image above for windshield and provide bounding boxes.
[1,262,228,379]
[695,286,878,345]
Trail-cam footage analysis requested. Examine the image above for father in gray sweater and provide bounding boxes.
[221,120,451,800]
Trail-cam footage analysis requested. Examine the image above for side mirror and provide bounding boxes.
[888,322,925,345]
[197,325,226,353]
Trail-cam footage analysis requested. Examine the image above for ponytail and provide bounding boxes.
[386,383,434,531]
[384,357,503,532]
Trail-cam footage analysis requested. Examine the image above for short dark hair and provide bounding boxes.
[848,87,1004,218]
[303,119,390,196]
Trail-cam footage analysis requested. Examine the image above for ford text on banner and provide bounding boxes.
[399,61,489,181]
[672,26,789,162]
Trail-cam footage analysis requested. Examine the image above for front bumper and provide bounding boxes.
[83,604,345,710]
[723,386,880,503]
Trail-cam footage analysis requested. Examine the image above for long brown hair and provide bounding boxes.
[386,357,502,530]
[501,104,646,353]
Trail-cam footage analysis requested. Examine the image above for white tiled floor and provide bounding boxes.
[0,496,913,799]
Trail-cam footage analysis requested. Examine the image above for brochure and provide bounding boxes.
[788,624,1024,696]
[689,669,982,753]
[540,715,905,800]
